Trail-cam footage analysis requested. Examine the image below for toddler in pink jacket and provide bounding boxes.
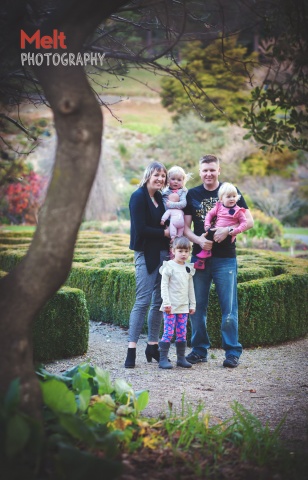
[196,182,247,268]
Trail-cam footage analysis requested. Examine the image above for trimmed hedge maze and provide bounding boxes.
[0,230,307,355]
[0,268,89,362]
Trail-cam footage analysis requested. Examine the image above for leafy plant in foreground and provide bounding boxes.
[160,397,302,478]
[1,363,150,479]
[1,367,307,479]
[0,378,43,479]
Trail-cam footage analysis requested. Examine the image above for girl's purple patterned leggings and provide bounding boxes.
[161,313,188,342]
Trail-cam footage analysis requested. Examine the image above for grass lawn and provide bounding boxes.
[0,225,36,232]
[90,59,172,97]
[103,96,173,134]
[90,60,174,134]
[284,227,308,235]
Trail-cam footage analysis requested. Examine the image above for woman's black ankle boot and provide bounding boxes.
[124,348,136,368]
[145,343,160,363]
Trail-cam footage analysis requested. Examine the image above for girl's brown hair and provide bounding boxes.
[172,236,191,250]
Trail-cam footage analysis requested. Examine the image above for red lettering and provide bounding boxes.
[20,29,67,49]
[53,29,58,49]
[41,36,53,49]
[20,30,40,49]
[58,31,67,49]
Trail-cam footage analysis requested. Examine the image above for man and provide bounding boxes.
[184,154,254,367]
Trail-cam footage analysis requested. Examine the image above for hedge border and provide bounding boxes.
[0,235,307,348]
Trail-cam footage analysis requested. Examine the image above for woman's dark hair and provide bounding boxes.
[138,161,168,188]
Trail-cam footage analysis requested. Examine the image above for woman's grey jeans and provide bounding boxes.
[128,250,168,343]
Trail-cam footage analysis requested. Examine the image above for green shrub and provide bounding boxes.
[0,249,26,270]
[0,229,34,237]
[0,267,88,362]
[66,262,135,323]
[33,287,89,362]
[0,236,32,245]
[0,269,7,278]
[236,273,307,346]
[67,249,308,346]
[153,114,228,175]
[243,209,284,240]
[160,36,257,123]
[0,233,307,348]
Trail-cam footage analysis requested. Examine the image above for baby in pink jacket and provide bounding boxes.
[161,192,185,240]
[196,182,247,266]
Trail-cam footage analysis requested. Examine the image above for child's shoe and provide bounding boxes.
[194,259,205,270]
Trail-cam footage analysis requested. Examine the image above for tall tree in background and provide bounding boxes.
[242,0,308,151]
[160,36,257,122]
[158,0,307,150]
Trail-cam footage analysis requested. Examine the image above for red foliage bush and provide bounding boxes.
[5,172,48,224]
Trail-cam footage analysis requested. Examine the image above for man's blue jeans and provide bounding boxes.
[190,256,242,359]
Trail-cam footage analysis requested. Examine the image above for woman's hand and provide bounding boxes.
[189,308,195,315]
[164,227,170,238]
[164,305,172,314]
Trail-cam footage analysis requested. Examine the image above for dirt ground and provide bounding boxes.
[46,321,308,454]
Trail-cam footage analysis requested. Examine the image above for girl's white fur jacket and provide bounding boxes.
[159,260,196,313]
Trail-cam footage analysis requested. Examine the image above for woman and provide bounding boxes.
[124,162,170,368]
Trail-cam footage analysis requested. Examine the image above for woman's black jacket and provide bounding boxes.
[129,185,169,273]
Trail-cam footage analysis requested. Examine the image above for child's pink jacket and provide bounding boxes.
[204,202,247,242]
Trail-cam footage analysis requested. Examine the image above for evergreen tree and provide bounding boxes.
[160,36,257,122]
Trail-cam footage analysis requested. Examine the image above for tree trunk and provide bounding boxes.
[0,0,129,417]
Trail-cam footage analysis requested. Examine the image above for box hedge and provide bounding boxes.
[0,268,89,361]
[33,287,89,362]
[0,231,307,348]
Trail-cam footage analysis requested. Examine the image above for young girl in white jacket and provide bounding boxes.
[159,236,196,369]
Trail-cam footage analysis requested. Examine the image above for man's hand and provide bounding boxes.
[164,305,172,314]
[198,232,213,251]
[213,226,229,243]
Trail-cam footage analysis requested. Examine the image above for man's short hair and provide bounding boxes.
[199,154,220,165]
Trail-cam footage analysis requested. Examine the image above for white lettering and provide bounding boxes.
[61,53,68,66]
[28,53,36,65]
[20,53,28,66]
[75,52,83,65]
[69,53,75,65]
[98,53,105,66]
[44,53,52,66]
[90,52,98,65]
[19,52,107,67]
[52,53,61,66]
[36,53,44,66]
[83,53,90,65]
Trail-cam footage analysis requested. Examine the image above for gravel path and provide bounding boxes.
[46,321,308,453]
